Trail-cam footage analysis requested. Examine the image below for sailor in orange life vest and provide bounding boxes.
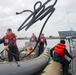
[50,40,74,75]
[38,34,47,56]
[0,28,19,62]
[30,33,37,42]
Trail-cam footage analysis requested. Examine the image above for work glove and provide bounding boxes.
[5,46,9,50]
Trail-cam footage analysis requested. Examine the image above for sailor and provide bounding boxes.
[38,34,47,56]
[30,33,37,42]
[0,28,19,62]
[50,40,74,75]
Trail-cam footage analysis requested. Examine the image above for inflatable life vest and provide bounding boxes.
[27,46,34,52]
[4,33,17,46]
[30,35,37,42]
[54,43,66,57]
[39,35,46,43]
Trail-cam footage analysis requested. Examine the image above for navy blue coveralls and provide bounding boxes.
[0,37,19,62]
[38,39,47,56]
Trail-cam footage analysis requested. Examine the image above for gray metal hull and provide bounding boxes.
[0,48,50,75]
[58,30,76,39]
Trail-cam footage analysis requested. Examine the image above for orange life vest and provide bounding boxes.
[4,33,17,46]
[54,43,66,57]
[39,35,46,43]
[30,35,37,42]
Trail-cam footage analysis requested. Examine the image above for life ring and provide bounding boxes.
[27,46,34,52]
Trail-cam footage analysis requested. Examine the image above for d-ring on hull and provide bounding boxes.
[0,48,50,75]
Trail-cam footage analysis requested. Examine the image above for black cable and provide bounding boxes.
[6,50,20,67]
[16,0,58,60]
[7,50,20,58]
[0,49,5,60]
[16,0,57,31]
[0,56,5,60]
[0,0,58,61]
[0,49,4,54]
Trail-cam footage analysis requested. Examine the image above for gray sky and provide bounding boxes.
[0,0,76,37]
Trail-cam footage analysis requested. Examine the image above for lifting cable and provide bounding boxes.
[0,0,58,66]
[16,0,58,60]
[0,49,5,60]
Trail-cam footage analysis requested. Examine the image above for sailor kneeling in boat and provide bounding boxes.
[50,40,73,75]
[0,28,19,62]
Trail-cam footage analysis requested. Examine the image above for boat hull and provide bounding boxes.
[0,48,50,75]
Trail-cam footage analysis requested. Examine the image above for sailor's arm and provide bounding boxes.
[45,39,47,46]
[8,37,16,48]
[50,47,54,58]
[0,37,4,44]
[35,36,37,42]
[30,37,32,41]
[64,48,73,59]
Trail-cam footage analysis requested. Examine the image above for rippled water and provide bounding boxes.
[0,39,71,51]
[0,39,60,51]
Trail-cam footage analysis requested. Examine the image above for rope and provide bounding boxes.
[0,49,4,54]
[0,49,5,60]
[16,0,58,60]
[0,0,58,61]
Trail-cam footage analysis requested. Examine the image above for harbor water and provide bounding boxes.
[0,39,72,51]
